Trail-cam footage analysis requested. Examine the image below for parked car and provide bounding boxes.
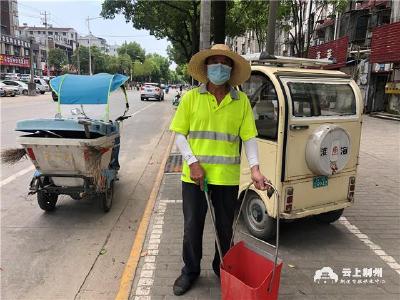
[0,82,16,97]
[238,54,363,240]
[20,74,31,82]
[33,79,49,94]
[4,73,20,80]
[140,82,164,101]
[1,80,29,95]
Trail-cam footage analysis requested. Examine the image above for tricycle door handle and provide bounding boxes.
[290,124,309,131]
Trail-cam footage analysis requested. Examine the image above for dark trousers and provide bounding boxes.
[181,181,238,279]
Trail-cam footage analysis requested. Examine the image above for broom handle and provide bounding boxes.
[231,182,280,293]
[203,178,224,268]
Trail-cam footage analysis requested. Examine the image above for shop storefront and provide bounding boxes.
[0,54,30,74]
[370,21,400,114]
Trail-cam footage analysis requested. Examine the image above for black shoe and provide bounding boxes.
[213,265,220,278]
[173,274,196,296]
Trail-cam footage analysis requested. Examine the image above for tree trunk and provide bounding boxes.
[191,0,200,57]
[212,0,226,44]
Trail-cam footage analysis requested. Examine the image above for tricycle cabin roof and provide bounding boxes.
[50,73,128,105]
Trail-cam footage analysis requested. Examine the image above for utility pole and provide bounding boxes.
[86,16,92,75]
[28,38,36,96]
[200,0,211,50]
[40,11,49,75]
[266,0,279,55]
[86,16,102,75]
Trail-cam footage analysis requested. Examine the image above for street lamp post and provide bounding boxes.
[86,16,102,75]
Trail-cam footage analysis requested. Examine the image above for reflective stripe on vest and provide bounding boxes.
[189,131,239,143]
[197,155,240,165]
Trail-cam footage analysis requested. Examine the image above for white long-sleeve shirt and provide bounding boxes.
[175,133,259,168]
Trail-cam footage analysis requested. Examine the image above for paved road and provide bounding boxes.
[1,90,176,299]
[129,116,400,299]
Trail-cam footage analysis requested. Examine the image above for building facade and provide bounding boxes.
[17,25,78,73]
[78,34,109,53]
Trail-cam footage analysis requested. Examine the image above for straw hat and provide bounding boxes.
[187,44,251,86]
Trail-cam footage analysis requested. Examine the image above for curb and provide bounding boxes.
[115,130,175,300]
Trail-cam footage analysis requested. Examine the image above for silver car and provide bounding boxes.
[140,83,164,101]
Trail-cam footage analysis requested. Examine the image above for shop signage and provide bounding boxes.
[0,54,30,68]
[308,36,349,69]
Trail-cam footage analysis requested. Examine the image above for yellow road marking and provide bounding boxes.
[115,131,175,300]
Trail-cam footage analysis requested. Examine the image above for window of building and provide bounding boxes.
[63,32,66,36]
[29,31,33,34]
[241,72,279,140]
[48,31,53,35]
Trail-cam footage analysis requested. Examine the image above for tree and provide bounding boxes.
[48,48,67,72]
[279,0,348,57]
[211,0,227,43]
[146,53,171,82]
[117,41,146,62]
[72,46,108,74]
[101,0,201,64]
[227,1,270,52]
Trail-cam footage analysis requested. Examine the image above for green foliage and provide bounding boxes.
[175,64,190,83]
[132,53,171,82]
[48,48,67,71]
[101,0,201,65]
[227,0,269,51]
[72,46,108,74]
[279,0,349,57]
[117,41,146,62]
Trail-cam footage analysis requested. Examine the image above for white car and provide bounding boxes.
[20,74,31,82]
[4,73,20,80]
[1,80,29,95]
[140,83,164,101]
[0,82,17,96]
[34,78,49,93]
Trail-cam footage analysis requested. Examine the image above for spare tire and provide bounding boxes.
[305,124,351,176]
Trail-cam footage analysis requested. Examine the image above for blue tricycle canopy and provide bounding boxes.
[50,73,128,105]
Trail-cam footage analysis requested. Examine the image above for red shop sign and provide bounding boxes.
[308,36,349,69]
[0,54,30,68]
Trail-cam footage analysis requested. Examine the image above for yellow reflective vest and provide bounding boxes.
[170,84,257,186]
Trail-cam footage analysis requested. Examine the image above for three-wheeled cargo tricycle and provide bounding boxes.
[15,73,131,212]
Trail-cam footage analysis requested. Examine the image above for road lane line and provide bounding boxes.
[340,217,400,275]
[0,165,35,187]
[130,103,156,117]
[115,131,175,300]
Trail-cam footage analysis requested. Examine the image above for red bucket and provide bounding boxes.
[220,241,283,300]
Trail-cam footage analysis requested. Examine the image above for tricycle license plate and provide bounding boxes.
[313,176,328,188]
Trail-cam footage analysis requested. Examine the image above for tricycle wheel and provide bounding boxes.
[100,181,114,213]
[243,192,276,241]
[314,209,344,223]
[37,191,58,211]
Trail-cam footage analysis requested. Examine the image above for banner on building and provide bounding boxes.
[0,54,30,68]
[308,36,349,69]
[370,21,400,64]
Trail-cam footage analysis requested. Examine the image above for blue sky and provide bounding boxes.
[18,0,171,57]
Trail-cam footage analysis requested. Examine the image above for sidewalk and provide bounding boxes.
[129,116,400,300]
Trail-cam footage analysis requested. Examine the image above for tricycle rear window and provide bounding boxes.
[287,82,356,117]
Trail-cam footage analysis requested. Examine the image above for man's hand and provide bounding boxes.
[189,162,205,190]
[251,165,271,191]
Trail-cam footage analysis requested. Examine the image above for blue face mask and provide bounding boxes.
[207,63,232,85]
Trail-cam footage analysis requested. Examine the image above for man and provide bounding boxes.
[169,44,269,296]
